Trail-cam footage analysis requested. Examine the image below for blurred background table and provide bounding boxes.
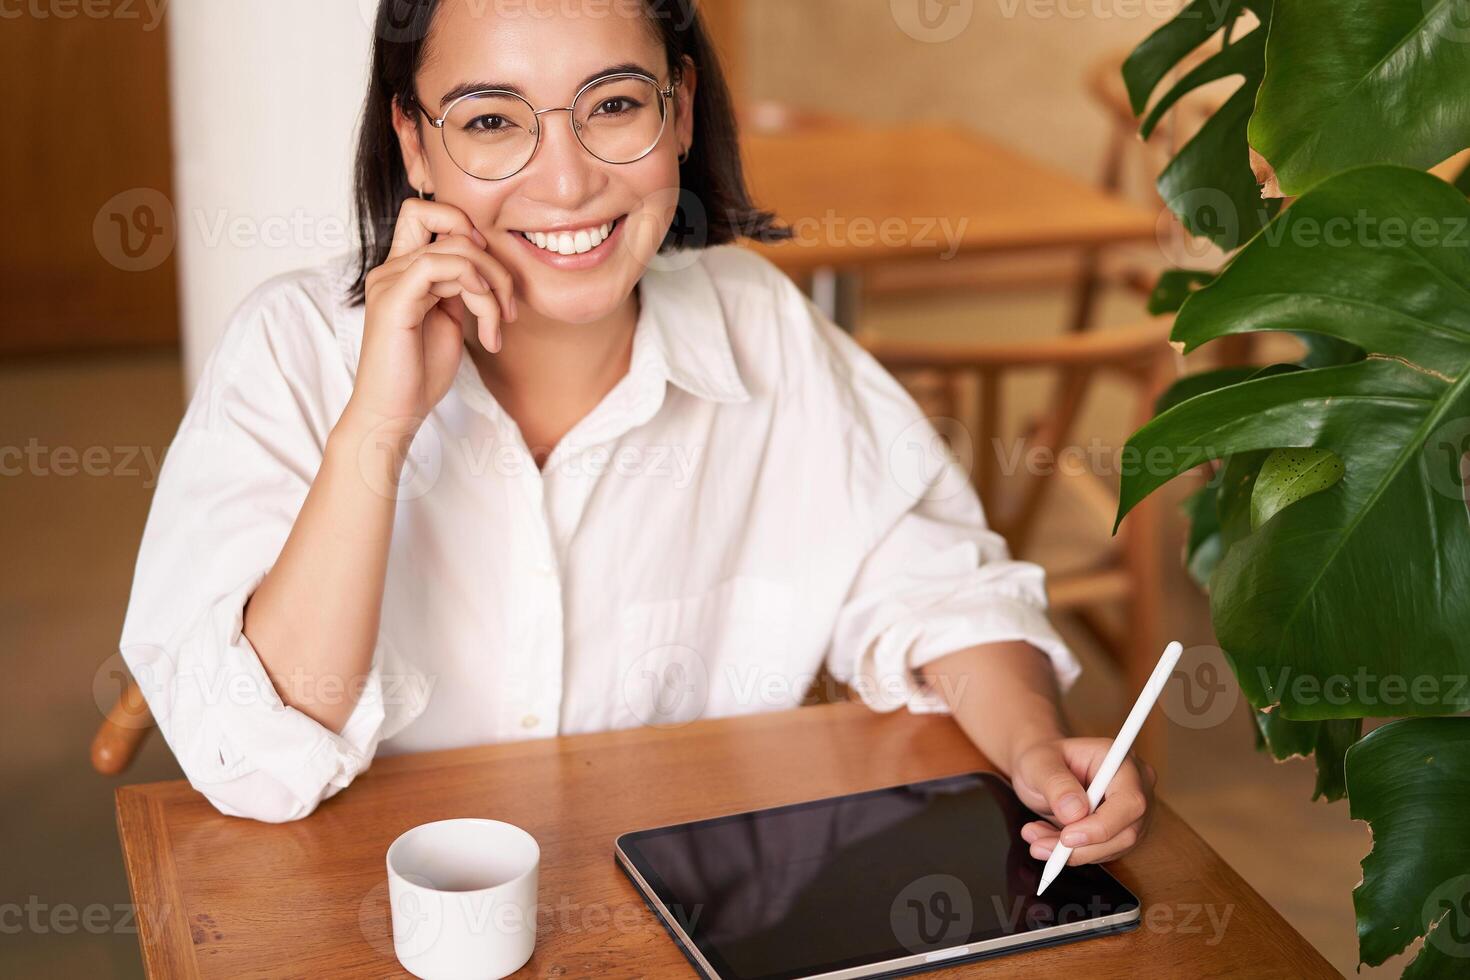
[740,122,1159,329]
[116,703,1337,978]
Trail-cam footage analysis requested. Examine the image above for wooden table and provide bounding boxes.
[115,703,1337,978]
[740,123,1159,327]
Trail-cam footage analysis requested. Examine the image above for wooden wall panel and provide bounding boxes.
[1,8,179,355]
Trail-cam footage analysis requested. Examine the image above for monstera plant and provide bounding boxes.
[1113,0,1470,975]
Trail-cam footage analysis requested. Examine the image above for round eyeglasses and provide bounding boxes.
[412,71,678,181]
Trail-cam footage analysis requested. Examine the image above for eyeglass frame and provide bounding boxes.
[409,70,681,181]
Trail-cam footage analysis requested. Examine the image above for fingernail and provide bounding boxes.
[471,228,487,247]
[1059,794,1087,821]
[510,297,518,322]
[492,328,503,354]
[1061,830,1088,847]
[476,275,490,292]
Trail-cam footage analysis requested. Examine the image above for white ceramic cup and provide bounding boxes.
[386,819,540,980]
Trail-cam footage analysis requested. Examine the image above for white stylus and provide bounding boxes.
[1035,640,1184,896]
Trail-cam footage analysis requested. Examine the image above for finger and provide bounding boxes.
[1022,745,1090,824]
[1057,776,1149,851]
[456,287,501,354]
[389,198,488,261]
[1020,820,1056,843]
[1030,819,1144,866]
[397,253,490,314]
[422,235,517,323]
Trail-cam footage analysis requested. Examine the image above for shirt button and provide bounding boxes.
[521,714,539,729]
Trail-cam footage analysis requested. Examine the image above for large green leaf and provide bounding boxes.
[1116,166,1470,719]
[1249,0,1470,197]
[1123,0,1279,249]
[1253,710,1360,802]
[1348,718,1470,976]
[1147,268,1217,316]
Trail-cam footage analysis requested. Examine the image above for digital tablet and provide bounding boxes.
[615,771,1140,980]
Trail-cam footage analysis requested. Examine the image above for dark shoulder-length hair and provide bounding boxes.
[347,0,789,305]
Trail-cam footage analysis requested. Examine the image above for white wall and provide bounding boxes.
[167,1,375,389]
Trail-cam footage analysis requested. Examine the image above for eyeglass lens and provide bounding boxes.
[440,76,666,180]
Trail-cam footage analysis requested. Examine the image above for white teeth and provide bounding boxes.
[520,219,617,255]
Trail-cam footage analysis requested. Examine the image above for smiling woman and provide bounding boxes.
[350,0,786,326]
[118,0,1154,875]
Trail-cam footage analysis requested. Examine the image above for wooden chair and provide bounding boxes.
[857,319,1177,761]
[92,674,155,775]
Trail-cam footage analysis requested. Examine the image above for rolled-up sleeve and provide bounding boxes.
[823,332,1080,715]
[118,280,429,822]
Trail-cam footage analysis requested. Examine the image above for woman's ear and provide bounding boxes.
[674,56,697,156]
[392,96,434,196]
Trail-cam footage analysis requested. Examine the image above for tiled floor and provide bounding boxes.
[1,282,1405,976]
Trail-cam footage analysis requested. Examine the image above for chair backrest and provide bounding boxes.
[91,677,154,776]
[856,319,1175,556]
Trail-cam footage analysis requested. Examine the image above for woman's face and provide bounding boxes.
[394,0,695,325]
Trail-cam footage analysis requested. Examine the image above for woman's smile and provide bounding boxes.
[509,213,628,270]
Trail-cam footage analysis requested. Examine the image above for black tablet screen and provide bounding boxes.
[618,772,1140,980]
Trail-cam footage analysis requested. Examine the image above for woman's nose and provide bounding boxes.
[522,110,601,209]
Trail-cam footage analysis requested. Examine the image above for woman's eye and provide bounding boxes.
[467,115,512,132]
[593,97,639,116]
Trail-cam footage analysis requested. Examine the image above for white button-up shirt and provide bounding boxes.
[119,246,1078,822]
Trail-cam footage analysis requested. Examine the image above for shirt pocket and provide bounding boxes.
[615,574,801,729]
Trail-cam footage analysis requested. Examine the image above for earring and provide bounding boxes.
[417,185,427,200]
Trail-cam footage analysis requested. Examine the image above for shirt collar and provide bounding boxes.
[632,251,751,405]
